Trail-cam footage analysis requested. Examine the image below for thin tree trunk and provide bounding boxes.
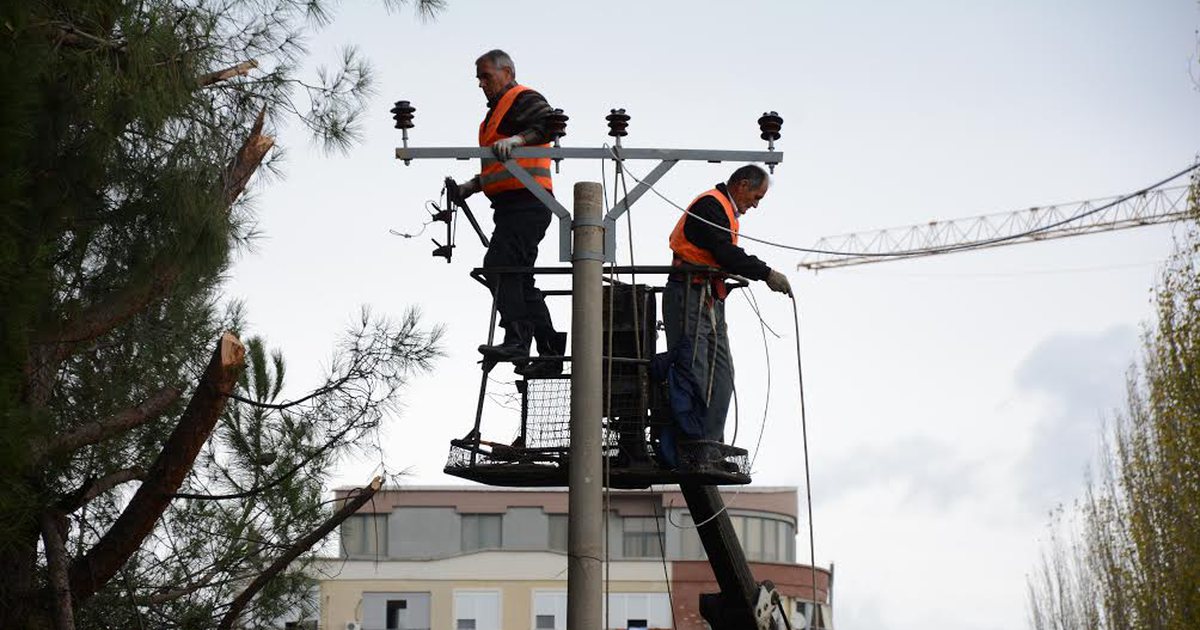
[216,477,383,630]
[40,512,75,630]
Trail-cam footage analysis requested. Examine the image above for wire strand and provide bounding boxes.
[611,148,1199,259]
[791,294,820,608]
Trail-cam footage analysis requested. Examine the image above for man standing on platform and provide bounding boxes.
[663,165,793,447]
[457,49,565,378]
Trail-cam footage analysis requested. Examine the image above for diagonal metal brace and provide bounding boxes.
[500,159,576,262]
[604,159,677,261]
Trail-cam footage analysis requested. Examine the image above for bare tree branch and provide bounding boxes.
[34,387,182,462]
[39,511,75,630]
[223,107,274,207]
[216,477,383,630]
[68,333,245,602]
[58,468,146,514]
[197,60,258,87]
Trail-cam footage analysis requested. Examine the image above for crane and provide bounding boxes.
[797,184,1191,271]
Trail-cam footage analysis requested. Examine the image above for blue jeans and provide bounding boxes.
[663,279,733,442]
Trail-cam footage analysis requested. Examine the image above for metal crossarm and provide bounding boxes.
[395,145,784,262]
[798,185,1191,270]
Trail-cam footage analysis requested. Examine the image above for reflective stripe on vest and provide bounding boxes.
[668,188,740,269]
[478,85,553,198]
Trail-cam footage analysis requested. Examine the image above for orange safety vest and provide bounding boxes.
[478,85,553,199]
[668,188,740,299]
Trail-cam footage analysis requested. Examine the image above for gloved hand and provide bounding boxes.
[766,269,793,296]
[491,135,525,161]
[458,177,479,199]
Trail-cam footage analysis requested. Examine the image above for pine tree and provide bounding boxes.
[0,2,443,628]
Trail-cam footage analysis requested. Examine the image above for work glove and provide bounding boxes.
[766,269,793,296]
[491,135,526,161]
[458,177,479,199]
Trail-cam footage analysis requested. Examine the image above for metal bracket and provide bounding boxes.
[604,159,677,261]
[394,146,784,263]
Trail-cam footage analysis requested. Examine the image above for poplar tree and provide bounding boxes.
[1027,177,1200,630]
[0,1,443,628]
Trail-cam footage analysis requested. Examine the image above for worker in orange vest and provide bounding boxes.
[664,165,793,449]
[457,49,565,378]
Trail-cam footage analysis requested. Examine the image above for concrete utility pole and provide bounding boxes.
[568,181,604,630]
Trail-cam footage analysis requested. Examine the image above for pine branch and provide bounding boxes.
[39,511,75,630]
[223,107,274,207]
[34,387,182,462]
[67,333,245,602]
[30,111,273,378]
[58,468,146,514]
[197,60,259,87]
[216,477,383,630]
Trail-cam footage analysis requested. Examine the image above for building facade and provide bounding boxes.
[315,485,831,630]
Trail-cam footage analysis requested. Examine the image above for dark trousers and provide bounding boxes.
[663,279,733,442]
[483,200,556,343]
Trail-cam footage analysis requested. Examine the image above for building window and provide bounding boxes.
[340,514,388,557]
[461,514,502,551]
[455,590,500,630]
[548,514,569,551]
[677,512,706,561]
[729,514,797,563]
[533,590,567,630]
[385,599,407,630]
[792,601,829,629]
[605,593,671,630]
[622,516,664,558]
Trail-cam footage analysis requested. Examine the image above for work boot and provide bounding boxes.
[515,331,567,378]
[478,322,533,362]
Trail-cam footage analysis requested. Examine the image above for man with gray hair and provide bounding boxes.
[458,49,564,378]
[663,165,792,452]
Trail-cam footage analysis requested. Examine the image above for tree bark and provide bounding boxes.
[197,60,258,87]
[216,477,383,630]
[67,333,245,602]
[39,512,75,630]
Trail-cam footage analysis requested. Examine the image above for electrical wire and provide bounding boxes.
[611,148,1199,259]
[664,285,776,531]
[389,200,442,238]
[790,294,820,609]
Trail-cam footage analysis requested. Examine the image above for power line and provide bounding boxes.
[613,149,1198,260]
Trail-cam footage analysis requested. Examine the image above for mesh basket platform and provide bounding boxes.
[443,377,752,488]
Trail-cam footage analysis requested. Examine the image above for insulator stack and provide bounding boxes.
[757,111,783,147]
[546,108,569,173]
[757,110,783,172]
[391,100,416,130]
[546,108,569,141]
[606,108,631,147]
[392,100,417,164]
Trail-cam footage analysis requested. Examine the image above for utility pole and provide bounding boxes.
[391,104,799,629]
[568,181,604,629]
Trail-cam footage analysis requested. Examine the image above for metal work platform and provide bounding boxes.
[443,265,753,488]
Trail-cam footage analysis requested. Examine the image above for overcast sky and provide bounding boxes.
[223,1,1200,628]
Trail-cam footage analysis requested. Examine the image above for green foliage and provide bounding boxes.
[1028,175,1200,630]
[0,1,444,628]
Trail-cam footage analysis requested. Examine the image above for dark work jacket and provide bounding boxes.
[678,183,771,281]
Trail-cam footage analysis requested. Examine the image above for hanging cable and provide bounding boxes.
[790,293,820,609]
[611,149,1199,259]
[389,200,442,238]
